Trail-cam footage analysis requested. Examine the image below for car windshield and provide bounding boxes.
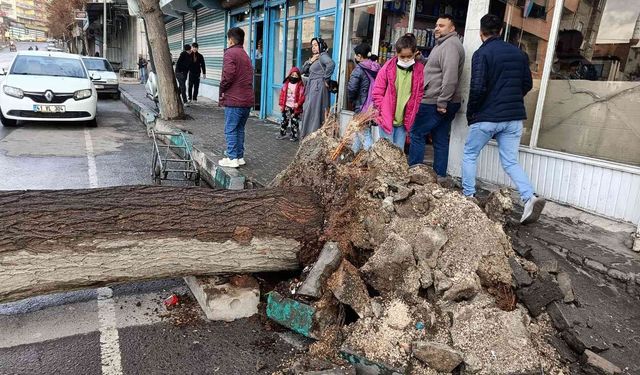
[10,56,86,78]
[82,58,113,72]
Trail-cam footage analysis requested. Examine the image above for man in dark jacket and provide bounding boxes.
[188,42,206,102]
[175,44,192,105]
[462,14,545,225]
[218,27,254,169]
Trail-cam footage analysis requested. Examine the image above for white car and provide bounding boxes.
[0,51,98,127]
[82,57,120,99]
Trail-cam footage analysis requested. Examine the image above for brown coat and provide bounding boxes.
[219,44,254,107]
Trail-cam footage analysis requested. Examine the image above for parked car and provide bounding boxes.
[0,51,98,127]
[82,57,119,99]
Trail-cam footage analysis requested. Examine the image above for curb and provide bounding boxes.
[119,89,246,190]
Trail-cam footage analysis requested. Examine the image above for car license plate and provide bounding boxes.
[94,85,104,89]
[33,105,65,113]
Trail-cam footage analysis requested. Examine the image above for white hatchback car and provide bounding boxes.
[0,51,98,127]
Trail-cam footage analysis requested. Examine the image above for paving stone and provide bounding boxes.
[547,334,578,364]
[562,326,610,354]
[516,277,563,317]
[584,350,622,375]
[184,275,259,322]
[297,242,342,298]
[606,268,633,283]
[509,257,533,288]
[567,252,584,266]
[556,271,576,303]
[547,301,572,331]
[584,259,608,274]
[412,341,464,372]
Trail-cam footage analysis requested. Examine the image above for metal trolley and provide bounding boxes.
[150,129,201,186]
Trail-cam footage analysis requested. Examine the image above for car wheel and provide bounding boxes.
[0,112,18,127]
[86,118,98,128]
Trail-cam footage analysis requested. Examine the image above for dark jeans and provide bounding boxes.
[408,102,461,176]
[224,106,251,160]
[188,74,200,100]
[176,71,188,102]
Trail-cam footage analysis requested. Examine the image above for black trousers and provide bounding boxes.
[188,74,201,100]
[176,71,188,102]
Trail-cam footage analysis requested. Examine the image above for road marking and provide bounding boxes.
[84,129,98,188]
[97,287,123,375]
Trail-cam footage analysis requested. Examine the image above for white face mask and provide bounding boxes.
[397,58,415,69]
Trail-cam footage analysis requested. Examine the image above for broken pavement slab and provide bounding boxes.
[184,275,259,322]
[584,349,622,375]
[297,242,342,298]
[516,276,563,317]
[562,326,610,354]
[412,341,463,372]
[509,257,533,288]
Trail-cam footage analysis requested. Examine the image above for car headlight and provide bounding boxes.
[74,89,92,100]
[106,79,118,84]
[3,86,23,99]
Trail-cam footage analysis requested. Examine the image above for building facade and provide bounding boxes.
[160,0,640,227]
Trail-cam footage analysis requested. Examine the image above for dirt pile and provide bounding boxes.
[271,122,565,374]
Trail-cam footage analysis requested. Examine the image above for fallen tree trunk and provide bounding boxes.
[0,186,323,303]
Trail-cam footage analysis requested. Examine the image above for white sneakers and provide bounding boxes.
[218,158,246,168]
[520,196,546,225]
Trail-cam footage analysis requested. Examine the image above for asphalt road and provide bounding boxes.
[0,46,299,374]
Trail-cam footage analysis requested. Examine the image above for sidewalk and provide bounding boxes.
[120,83,298,188]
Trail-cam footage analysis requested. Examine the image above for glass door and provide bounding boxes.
[231,7,266,114]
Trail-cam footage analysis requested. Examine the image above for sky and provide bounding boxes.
[596,0,640,43]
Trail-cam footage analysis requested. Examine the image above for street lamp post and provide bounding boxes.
[103,0,107,57]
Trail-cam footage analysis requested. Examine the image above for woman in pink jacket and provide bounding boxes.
[371,34,425,149]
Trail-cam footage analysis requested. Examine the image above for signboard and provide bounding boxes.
[75,11,88,20]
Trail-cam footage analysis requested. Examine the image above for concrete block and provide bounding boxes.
[412,341,463,372]
[184,275,259,322]
[297,242,342,298]
[556,272,576,303]
[584,350,622,375]
[607,268,633,283]
[516,277,563,317]
[509,257,533,288]
[584,259,608,274]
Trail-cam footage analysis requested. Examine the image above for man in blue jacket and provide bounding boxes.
[462,14,545,225]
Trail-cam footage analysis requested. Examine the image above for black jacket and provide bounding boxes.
[467,37,533,125]
[189,52,206,76]
[175,51,191,74]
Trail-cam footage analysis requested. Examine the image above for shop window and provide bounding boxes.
[538,0,640,166]
[289,0,302,16]
[304,0,317,13]
[272,21,285,115]
[378,0,412,65]
[319,0,334,10]
[301,17,316,64]
[412,0,467,61]
[342,5,376,111]
[320,15,336,56]
[489,0,554,145]
[287,19,300,73]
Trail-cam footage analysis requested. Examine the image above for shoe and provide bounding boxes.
[238,158,246,166]
[184,102,190,107]
[276,134,288,140]
[218,158,239,168]
[290,137,298,142]
[520,196,546,225]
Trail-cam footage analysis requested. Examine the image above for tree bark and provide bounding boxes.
[0,186,323,303]
[137,0,185,120]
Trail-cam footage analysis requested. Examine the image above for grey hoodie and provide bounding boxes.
[422,32,465,108]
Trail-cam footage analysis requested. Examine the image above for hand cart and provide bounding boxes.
[150,129,201,186]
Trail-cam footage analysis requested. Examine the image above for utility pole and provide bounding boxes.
[103,0,107,56]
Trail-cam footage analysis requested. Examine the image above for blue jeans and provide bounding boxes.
[224,106,251,160]
[352,128,373,153]
[408,103,461,176]
[139,67,147,83]
[462,120,534,202]
[379,125,407,149]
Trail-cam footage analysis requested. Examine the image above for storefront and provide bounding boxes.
[334,0,640,225]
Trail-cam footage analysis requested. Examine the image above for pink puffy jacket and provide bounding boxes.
[371,56,425,135]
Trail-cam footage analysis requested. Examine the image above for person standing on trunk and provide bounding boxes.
[218,27,254,169]
[408,14,464,176]
[175,44,192,106]
[299,38,335,139]
[188,42,206,103]
[462,14,545,225]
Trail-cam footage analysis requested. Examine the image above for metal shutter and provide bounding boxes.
[184,13,194,44]
[166,18,182,62]
[195,7,225,85]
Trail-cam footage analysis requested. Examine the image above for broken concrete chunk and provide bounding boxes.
[408,164,437,185]
[339,349,404,375]
[360,233,421,296]
[413,226,448,263]
[298,242,342,298]
[540,260,560,274]
[302,365,356,375]
[418,265,434,289]
[546,301,571,331]
[327,260,372,318]
[434,270,453,294]
[516,277,563,317]
[483,189,514,224]
[556,272,576,303]
[508,257,533,288]
[562,326,610,354]
[412,341,463,373]
[392,185,414,202]
[184,275,259,322]
[584,350,622,375]
[442,275,480,302]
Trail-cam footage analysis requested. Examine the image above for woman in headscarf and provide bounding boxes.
[299,37,335,139]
